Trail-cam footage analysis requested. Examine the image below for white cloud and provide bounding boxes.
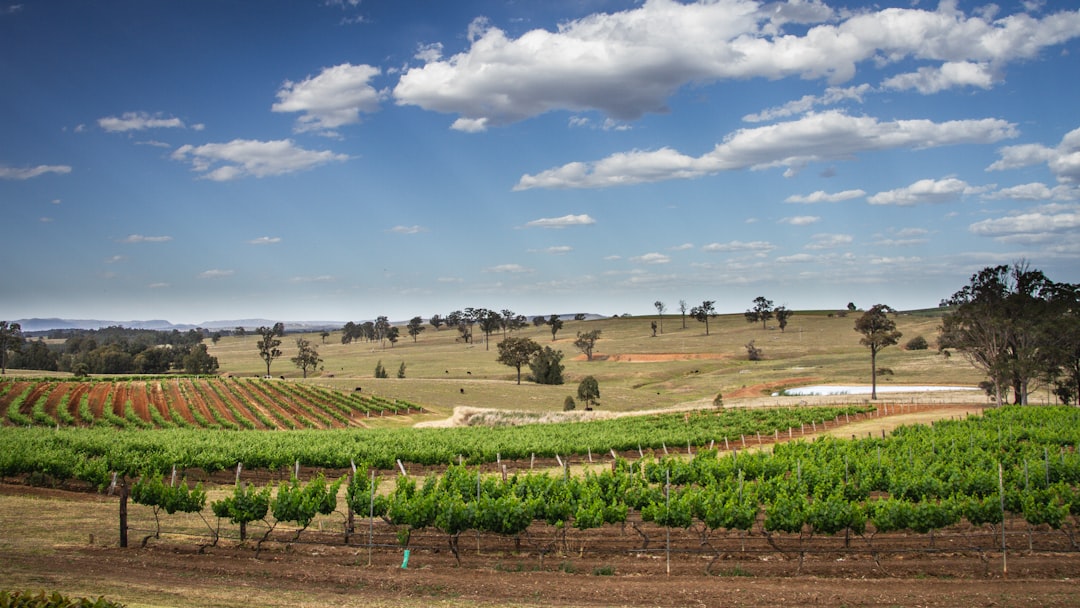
[515,112,1016,190]
[631,252,671,265]
[394,2,1080,128]
[780,215,820,226]
[701,240,775,253]
[988,126,1080,184]
[247,236,281,245]
[870,256,922,265]
[172,139,348,180]
[198,269,234,279]
[0,164,71,180]
[484,264,532,273]
[148,282,170,289]
[272,63,383,135]
[530,245,573,255]
[805,233,853,249]
[776,253,816,263]
[98,111,187,132]
[388,225,428,234]
[104,255,126,263]
[120,234,172,243]
[785,189,866,203]
[523,214,596,228]
[982,182,1080,201]
[969,203,1080,243]
[743,84,872,123]
[670,243,694,251]
[868,177,988,206]
[882,61,998,94]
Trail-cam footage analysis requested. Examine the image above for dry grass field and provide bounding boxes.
[205,311,990,426]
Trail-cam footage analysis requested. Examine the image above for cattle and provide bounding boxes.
[354,387,362,392]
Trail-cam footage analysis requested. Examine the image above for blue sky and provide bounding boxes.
[2,0,1079,325]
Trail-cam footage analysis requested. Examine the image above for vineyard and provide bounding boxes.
[0,377,421,430]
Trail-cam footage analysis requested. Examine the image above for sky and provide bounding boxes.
[2,0,1080,325]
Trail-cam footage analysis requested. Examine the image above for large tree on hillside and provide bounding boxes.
[548,314,564,341]
[854,305,901,400]
[496,336,541,384]
[939,262,1069,406]
[0,321,23,374]
[745,296,774,330]
[775,306,794,332]
[407,316,426,342]
[291,337,321,378]
[679,300,688,329]
[256,323,284,377]
[690,301,717,335]
[654,301,666,334]
[574,329,602,361]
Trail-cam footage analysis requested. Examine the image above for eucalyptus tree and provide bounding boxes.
[256,323,284,377]
[0,321,23,374]
[548,314,564,341]
[654,300,666,334]
[745,296,774,330]
[406,316,426,342]
[854,305,901,400]
[291,337,321,378]
[496,336,541,384]
[690,301,717,335]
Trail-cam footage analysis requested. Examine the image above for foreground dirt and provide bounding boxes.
[2,405,1077,608]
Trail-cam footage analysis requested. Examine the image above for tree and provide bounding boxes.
[679,300,688,329]
[563,395,576,411]
[386,326,400,348]
[234,326,246,338]
[0,321,23,374]
[183,343,219,375]
[573,313,586,321]
[211,332,222,345]
[745,296,774,330]
[290,337,321,378]
[496,336,541,384]
[319,331,329,344]
[256,324,284,377]
[477,309,501,350]
[529,346,564,385]
[548,314,564,341]
[939,263,1068,406]
[574,329,602,361]
[654,301,666,334]
[397,362,407,379]
[430,314,444,331]
[854,304,902,400]
[532,316,547,328]
[775,306,794,332]
[406,316,426,342]
[577,376,600,410]
[374,360,388,378]
[745,340,763,361]
[690,301,717,335]
[374,316,391,348]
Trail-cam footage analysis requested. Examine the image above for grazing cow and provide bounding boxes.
[354,387,362,392]
[467,371,472,375]
[460,388,465,394]
[280,375,285,380]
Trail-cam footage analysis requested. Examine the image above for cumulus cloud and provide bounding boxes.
[120,234,172,243]
[0,164,71,180]
[198,269,234,279]
[523,214,596,228]
[515,112,1016,190]
[388,225,428,234]
[882,61,998,94]
[631,252,672,264]
[702,240,775,253]
[247,236,281,245]
[785,188,866,203]
[532,245,573,254]
[393,1,1080,128]
[743,85,872,123]
[988,126,1080,184]
[868,177,988,206]
[98,111,189,132]
[805,233,853,249]
[780,215,820,225]
[484,264,532,273]
[272,63,383,135]
[171,139,348,180]
[968,203,1080,243]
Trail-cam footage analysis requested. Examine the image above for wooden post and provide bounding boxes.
[119,476,128,548]
[396,459,407,476]
[235,462,242,485]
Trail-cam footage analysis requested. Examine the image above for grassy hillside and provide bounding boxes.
[207,311,986,421]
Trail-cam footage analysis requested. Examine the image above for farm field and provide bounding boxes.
[6,311,1074,607]
[2,405,1079,608]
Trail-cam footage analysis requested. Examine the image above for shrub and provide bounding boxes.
[905,335,929,350]
[374,360,388,379]
[713,392,724,408]
[563,396,576,411]
[745,340,763,361]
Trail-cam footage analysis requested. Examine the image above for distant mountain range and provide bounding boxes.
[14,314,608,333]
[14,318,349,333]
